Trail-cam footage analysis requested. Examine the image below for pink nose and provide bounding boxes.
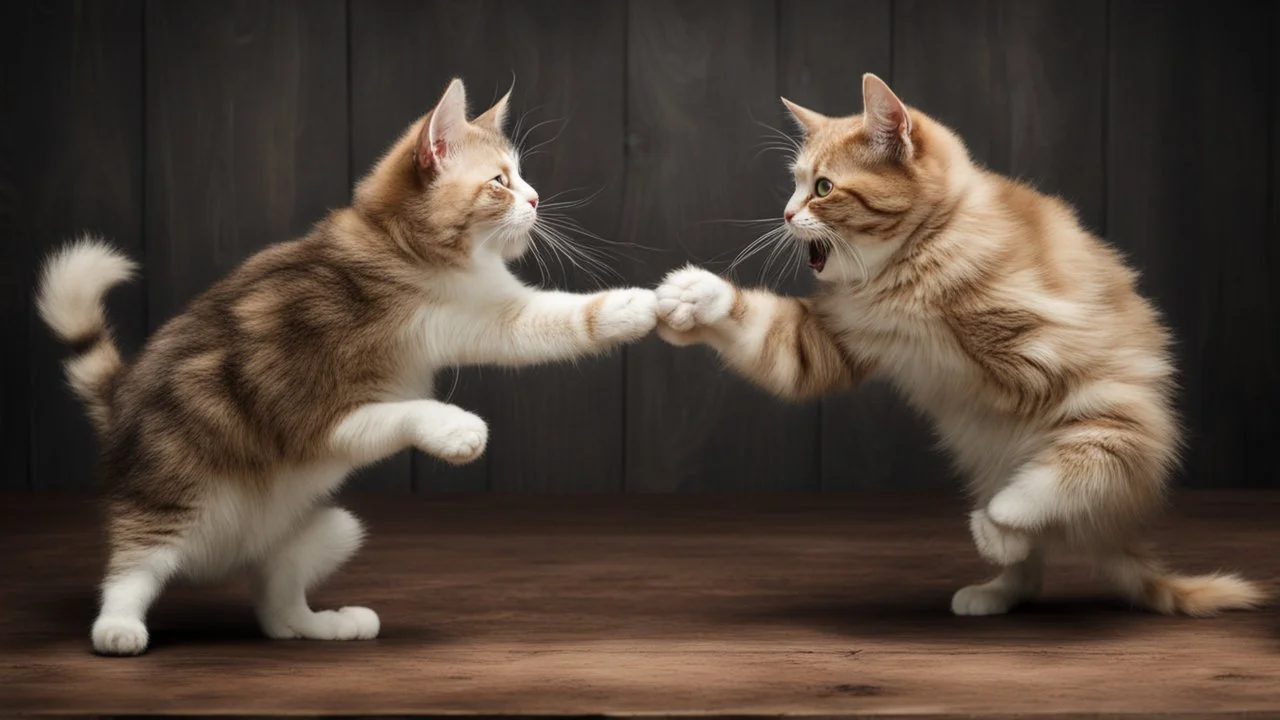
[784,209,796,222]
[529,196,539,209]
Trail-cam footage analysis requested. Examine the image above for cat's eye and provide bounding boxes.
[814,178,834,197]
[492,174,509,187]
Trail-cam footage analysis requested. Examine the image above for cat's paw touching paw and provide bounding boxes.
[969,509,1032,565]
[414,406,488,465]
[92,615,149,656]
[591,288,658,343]
[656,266,735,332]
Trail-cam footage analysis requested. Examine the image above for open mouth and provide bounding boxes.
[807,242,829,273]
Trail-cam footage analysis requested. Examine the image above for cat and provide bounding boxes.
[655,73,1264,617]
[37,78,658,656]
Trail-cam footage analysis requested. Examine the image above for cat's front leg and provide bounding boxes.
[655,265,870,400]
[331,399,488,467]
[468,287,658,367]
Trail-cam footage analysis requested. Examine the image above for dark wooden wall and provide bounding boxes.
[3,0,1276,492]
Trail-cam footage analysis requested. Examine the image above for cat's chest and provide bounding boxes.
[819,294,979,407]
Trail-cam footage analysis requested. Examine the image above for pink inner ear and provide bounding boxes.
[433,139,447,159]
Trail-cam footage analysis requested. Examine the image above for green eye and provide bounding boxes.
[493,174,509,187]
[814,178,834,197]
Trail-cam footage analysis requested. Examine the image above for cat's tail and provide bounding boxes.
[36,236,137,434]
[1107,546,1267,617]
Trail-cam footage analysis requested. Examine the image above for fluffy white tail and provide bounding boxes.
[36,237,137,433]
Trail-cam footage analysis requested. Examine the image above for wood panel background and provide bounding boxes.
[2,0,1275,492]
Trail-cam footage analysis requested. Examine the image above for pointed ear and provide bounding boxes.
[861,73,912,153]
[780,97,829,135]
[474,89,512,134]
[418,78,468,172]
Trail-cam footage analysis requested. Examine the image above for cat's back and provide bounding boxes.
[105,213,418,480]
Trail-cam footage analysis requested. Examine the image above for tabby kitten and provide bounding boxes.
[38,78,657,656]
[656,74,1263,616]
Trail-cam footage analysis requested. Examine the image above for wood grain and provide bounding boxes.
[1,1,145,491]
[350,0,628,493]
[1108,0,1274,488]
[622,0,824,491]
[1,492,1277,717]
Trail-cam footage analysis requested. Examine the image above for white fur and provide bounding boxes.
[37,235,137,341]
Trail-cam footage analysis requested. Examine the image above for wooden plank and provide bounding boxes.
[893,0,998,169]
[1108,0,1272,487]
[996,0,1108,232]
[624,0,822,491]
[1,492,1277,716]
[349,1,627,493]
[777,0,936,492]
[142,1,392,491]
[0,1,144,490]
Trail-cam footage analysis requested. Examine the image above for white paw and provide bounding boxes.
[415,406,488,465]
[92,615,149,656]
[262,606,380,641]
[338,605,381,639]
[969,509,1032,565]
[655,266,735,332]
[592,288,658,343]
[986,465,1057,530]
[951,583,1019,616]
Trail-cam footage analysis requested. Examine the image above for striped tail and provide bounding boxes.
[36,237,137,434]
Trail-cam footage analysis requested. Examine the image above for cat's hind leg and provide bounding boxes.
[91,501,187,655]
[92,547,178,655]
[252,505,379,641]
[952,549,1043,616]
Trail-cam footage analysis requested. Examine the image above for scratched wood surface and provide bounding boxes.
[1,492,1277,717]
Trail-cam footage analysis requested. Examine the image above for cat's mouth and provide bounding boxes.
[807,242,828,272]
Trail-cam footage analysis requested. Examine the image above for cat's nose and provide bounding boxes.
[529,195,539,209]
[784,209,796,222]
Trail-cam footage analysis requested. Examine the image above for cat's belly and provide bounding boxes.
[830,306,1046,494]
[179,460,352,581]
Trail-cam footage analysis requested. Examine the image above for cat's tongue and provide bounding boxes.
[808,242,828,272]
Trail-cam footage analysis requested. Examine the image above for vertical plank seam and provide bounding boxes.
[1101,0,1111,239]
[620,0,631,493]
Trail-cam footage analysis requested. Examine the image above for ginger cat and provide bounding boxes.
[38,79,657,655]
[656,74,1263,617]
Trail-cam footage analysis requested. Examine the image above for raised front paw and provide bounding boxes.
[590,288,658,344]
[656,266,736,333]
[969,509,1032,565]
[413,405,489,465]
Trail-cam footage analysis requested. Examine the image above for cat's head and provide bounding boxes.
[355,78,538,264]
[780,74,969,284]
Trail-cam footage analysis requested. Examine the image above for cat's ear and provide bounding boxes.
[780,97,829,135]
[474,89,512,134]
[861,73,912,154]
[418,78,469,172]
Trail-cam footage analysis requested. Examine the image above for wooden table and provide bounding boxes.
[1,492,1277,718]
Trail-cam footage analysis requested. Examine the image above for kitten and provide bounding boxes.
[655,74,1263,617]
[38,78,657,655]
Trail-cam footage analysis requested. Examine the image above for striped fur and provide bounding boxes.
[658,73,1264,617]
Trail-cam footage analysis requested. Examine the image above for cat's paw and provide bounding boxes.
[590,288,658,344]
[969,509,1032,565]
[91,615,149,656]
[656,266,736,333]
[261,606,380,641]
[413,406,488,465]
[951,582,1021,616]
